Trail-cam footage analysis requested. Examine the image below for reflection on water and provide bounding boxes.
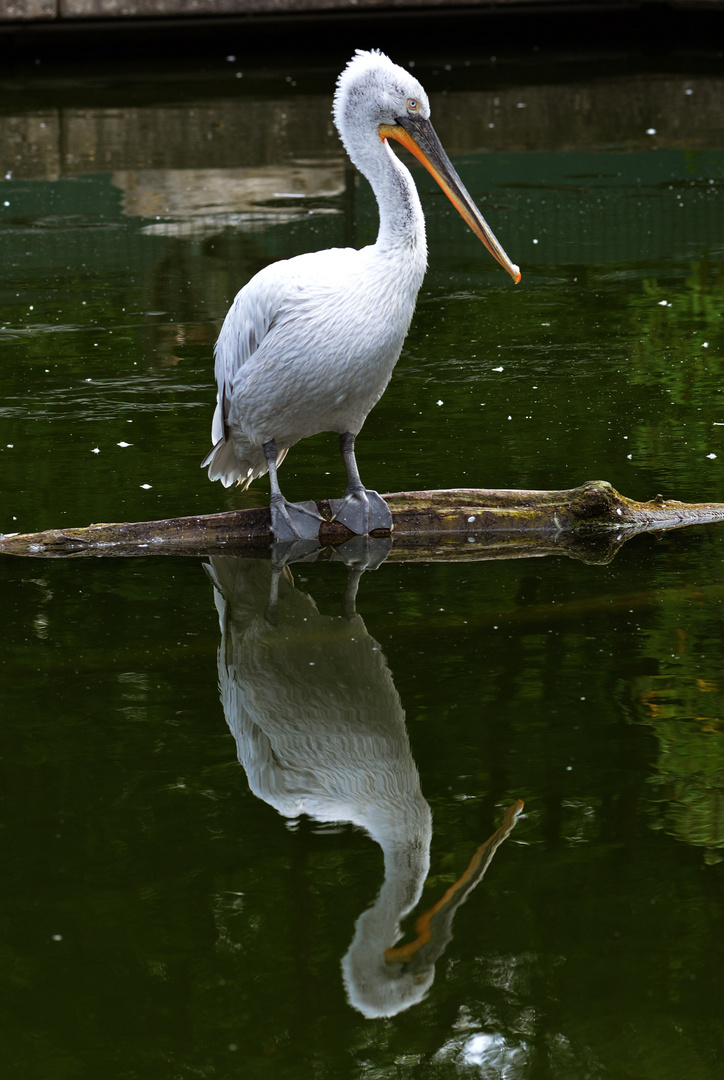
[435,1029,531,1078]
[627,621,724,863]
[4,71,724,185]
[206,557,521,1017]
[114,164,345,238]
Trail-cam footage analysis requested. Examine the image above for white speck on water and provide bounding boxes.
[2,201,9,207]
[658,300,668,306]
[225,55,236,61]
[52,934,63,941]
[140,483,152,489]
[702,341,709,348]
[91,447,100,454]
[437,399,444,406]
[533,238,539,244]
[492,366,504,372]
[467,516,475,523]
[707,453,717,459]
[566,765,573,771]
[516,102,527,108]
[627,454,633,459]
[646,127,656,135]
[685,88,693,95]
[117,441,132,448]
[6,444,13,449]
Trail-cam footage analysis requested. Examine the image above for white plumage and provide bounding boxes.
[202,51,519,538]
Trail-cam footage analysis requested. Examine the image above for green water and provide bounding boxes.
[2,37,724,1080]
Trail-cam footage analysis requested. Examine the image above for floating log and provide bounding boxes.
[2,480,724,563]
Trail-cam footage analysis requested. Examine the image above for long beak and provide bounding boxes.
[379,115,521,284]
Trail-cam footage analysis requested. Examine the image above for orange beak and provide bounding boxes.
[380,116,521,284]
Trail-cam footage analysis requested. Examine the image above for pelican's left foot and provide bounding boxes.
[330,487,393,536]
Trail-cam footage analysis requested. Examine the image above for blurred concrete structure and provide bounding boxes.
[3,0,724,20]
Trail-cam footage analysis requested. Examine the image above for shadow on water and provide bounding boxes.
[206,555,523,1018]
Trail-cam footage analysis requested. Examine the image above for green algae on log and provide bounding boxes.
[2,481,724,562]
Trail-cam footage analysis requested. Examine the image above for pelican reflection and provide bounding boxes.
[206,557,522,1016]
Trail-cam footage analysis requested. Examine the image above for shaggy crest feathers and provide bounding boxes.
[333,49,430,140]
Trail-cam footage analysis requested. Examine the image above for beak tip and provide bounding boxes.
[511,265,521,284]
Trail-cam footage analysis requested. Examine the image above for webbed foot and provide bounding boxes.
[329,488,392,536]
[270,496,323,542]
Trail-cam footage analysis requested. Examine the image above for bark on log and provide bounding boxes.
[2,480,724,562]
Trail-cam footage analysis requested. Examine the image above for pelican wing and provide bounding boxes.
[210,263,293,447]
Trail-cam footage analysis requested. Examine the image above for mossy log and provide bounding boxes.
[2,480,724,563]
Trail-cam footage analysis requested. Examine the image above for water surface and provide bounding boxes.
[1,39,724,1080]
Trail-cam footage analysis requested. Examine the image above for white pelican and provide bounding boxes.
[203,50,520,540]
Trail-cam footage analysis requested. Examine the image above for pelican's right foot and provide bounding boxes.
[270,496,323,542]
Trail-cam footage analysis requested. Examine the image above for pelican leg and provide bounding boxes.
[330,432,393,535]
[263,439,323,542]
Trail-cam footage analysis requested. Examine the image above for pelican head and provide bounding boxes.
[334,50,521,284]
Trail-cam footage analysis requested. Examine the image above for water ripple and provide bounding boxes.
[0,376,208,421]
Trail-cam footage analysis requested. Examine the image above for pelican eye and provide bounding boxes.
[406,98,419,113]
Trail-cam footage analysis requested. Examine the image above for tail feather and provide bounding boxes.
[201,437,288,490]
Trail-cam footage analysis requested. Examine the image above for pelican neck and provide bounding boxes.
[359,135,428,257]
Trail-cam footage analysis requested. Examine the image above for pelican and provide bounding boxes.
[203,50,520,540]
